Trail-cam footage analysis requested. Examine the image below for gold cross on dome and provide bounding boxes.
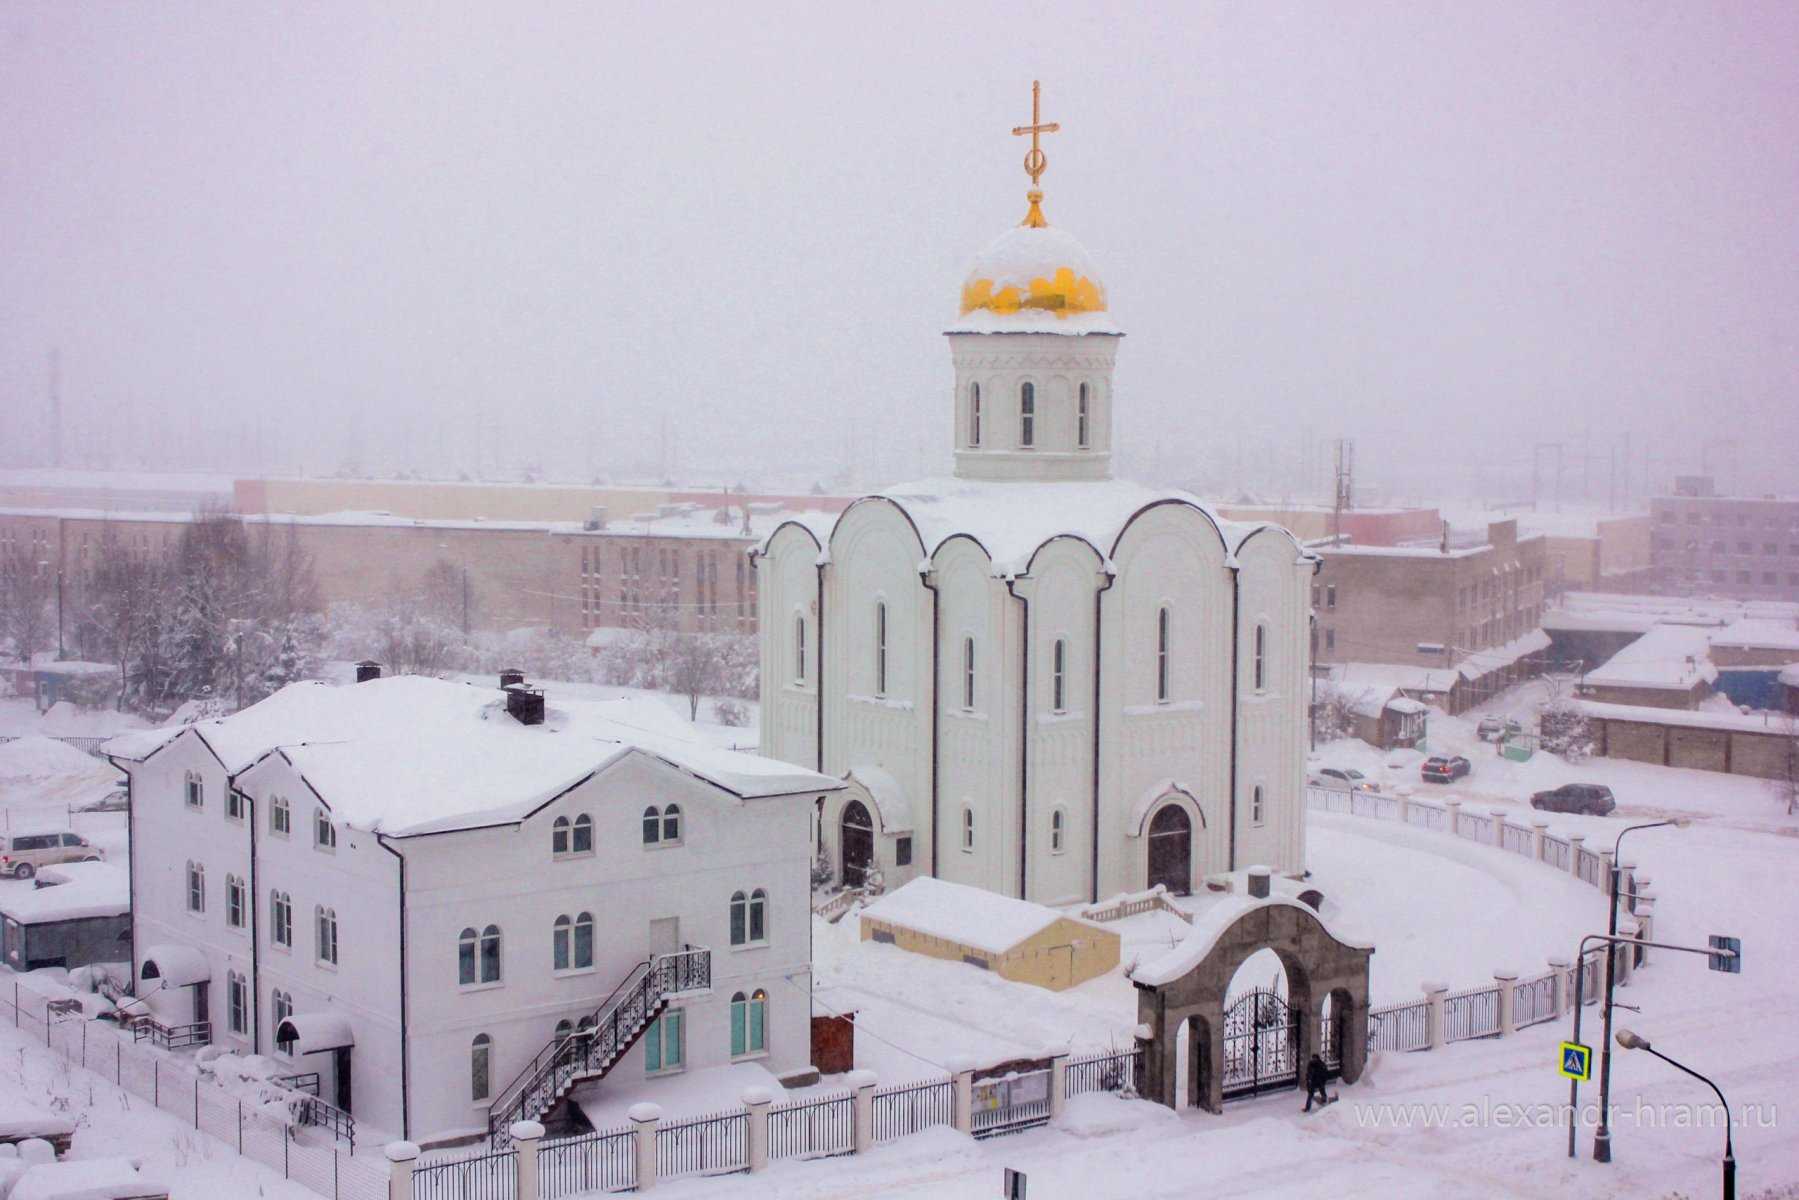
[1012,79,1060,188]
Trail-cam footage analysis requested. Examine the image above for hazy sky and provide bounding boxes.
[3,2,1795,503]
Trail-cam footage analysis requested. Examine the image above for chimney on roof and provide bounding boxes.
[355,660,383,683]
[504,679,545,726]
[1247,866,1272,899]
[498,668,525,689]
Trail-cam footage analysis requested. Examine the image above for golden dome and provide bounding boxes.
[953,222,1116,334]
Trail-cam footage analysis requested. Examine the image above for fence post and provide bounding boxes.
[628,1102,660,1192]
[1530,821,1548,862]
[1634,905,1654,967]
[742,1087,771,1173]
[383,1141,418,1200]
[1493,970,1517,1036]
[1547,958,1571,1017]
[1049,1050,1069,1121]
[509,1120,543,1200]
[1489,810,1507,850]
[848,1070,877,1154]
[1442,799,1461,837]
[1422,983,1448,1051]
[1394,791,1410,825]
[1599,849,1616,897]
[1619,861,1638,912]
[1566,834,1585,880]
[948,1058,975,1136]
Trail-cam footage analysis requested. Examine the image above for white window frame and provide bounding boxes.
[316,906,338,967]
[1156,606,1172,703]
[1077,382,1090,448]
[1051,637,1068,713]
[1050,807,1066,854]
[962,636,976,710]
[186,861,205,914]
[270,795,290,838]
[185,772,204,811]
[271,890,292,948]
[1251,785,1266,827]
[471,1033,492,1102]
[969,382,982,447]
[961,806,975,853]
[313,809,336,852]
[1253,623,1268,692]
[794,613,808,685]
[225,873,245,929]
[1019,382,1035,448]
[875,601,888,697]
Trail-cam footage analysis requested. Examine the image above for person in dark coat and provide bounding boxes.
[1303,1054,1331,1111]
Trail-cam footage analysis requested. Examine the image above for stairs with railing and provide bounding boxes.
[487,947,710,1147]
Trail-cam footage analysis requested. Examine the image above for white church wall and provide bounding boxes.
[931,540,1005,891]
[1098,504,1234,898]
[1232,528,1314,877]
[755,526,822,774]
[948,334,1118,482]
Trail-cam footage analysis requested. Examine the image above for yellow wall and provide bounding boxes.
[235,477,672,523]
[859,914,1119,992]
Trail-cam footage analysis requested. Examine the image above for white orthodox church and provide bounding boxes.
[756,100,1315,906]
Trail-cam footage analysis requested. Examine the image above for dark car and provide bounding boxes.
[1420,755,1471,783]
[1530,783,1617,816]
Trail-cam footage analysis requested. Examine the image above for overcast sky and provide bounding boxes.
[3,2,1794,504]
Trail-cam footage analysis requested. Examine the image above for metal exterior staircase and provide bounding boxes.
[487,948,710,1147]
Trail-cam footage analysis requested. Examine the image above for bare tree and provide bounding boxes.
[603,604,756,720]
[1776,711,1799,817]
[0,547,55,664]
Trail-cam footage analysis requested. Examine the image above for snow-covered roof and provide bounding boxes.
[1385,697,1429,716]
[1583,624,1718,691]
[1129,894,1372,987]
[947,223,1121,336]
[0,1098,76,1141]
[10,1158,168,1200]
[276,1012,356,1054]
[105,677,840,838]
[139,944,210,987]
[1709,618,1799,654]
[0,862,129,924]
[1579,700,1797,735]
[1457,629,1552,680]
[1325,662,1460,695]
[860,877,1098,956]
[1546,592,1799,635]
[842,764,912,835]
[1781,663,1799,688]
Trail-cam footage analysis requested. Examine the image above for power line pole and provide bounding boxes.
[1332,438,1355,542]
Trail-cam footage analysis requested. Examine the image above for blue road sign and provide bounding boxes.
[1559,1041,1593,1081]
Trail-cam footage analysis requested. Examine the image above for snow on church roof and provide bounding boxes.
[104,676,841,837]
[795,477,1299,577]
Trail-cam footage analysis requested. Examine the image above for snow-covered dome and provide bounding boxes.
[950,222,1120,336]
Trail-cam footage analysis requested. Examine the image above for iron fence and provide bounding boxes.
[1543,835,1571,871]
[1457,813,1492,842]
[413,1150,517,1200]
[1368,1000,1429,1052]
[656,1108,747,1180]
[1501,823,1531,856]
[972,1069,1053,1135]
[1576,849,1603,888]
[1419,804,1446,831]
[1064,1048,1142,1099]
[871,1079,953,1142]
[1443,986,1500,1041]
[538,1128,635,1198]
[767,1092,853,1161]
[1513,974,1557,1028]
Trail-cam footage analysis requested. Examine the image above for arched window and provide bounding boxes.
[643,806,661,845]
[969,382,983,447]
[271,890,292,947]
[314,809,336,851]
[729,891,747,946]
[1251,785,1266,827]
[794,614,807,684]
[316,907,338,965]
[228,971,248,1035]
[1051,638,1068,713]
[1050,808,1066,854]
[554,915,593,971]
[662,804,681,844]
[572,813,593,854]
[1156,606,1172,702]
[552,815,571,855]
[749,888,767,943]
[962,636,976,710]
[186,862,204,913]
[480,924,502,983]
[961,806,975,852]
[1253,623,1268,691]
[875,602,888,696]
[459,926,479,984]
[731,989,768,1057]
[269,794,290,837]
[272,989,292,1039]
[1019,382,1035,447]
[554,914,573,970]
[1077,382,1090,448]
[185,771,204,810]
[555,1018,573,1041]
[471,1034,492,1102]
[225,874,245,929]
[574,912,593,969]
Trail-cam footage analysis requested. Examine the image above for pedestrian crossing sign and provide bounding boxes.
[1559,1041,1592,1081]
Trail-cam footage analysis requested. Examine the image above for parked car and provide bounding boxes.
[1476,715,1524,742]
[1308,767,1380,793]
[1530,783,1617,816]
[0,831,104,880]
[77,786,129,813]
[1420,755,1472,783]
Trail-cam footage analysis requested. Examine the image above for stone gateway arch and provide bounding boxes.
[1130,873,1374,1114]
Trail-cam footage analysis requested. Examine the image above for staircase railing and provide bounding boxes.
[488,947,710,1145]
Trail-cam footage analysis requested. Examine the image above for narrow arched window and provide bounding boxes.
[1077,382,1090,448]
[875,602,888,696]
[732,990,768,1057]
[962,636,976,710]
[553,914,573,970]
[317,907,338,965]
[572,813,593,854]
[1252,785,1266,827]
[471,1034,492,1101]
[552,815,571,855]
[794,614,807,684]
[1253,623,1268,691]
[1050,808,1066,854]
[749,888,767,943]
[269,794,290,837]
[729,890,748,946]
[186,862,204,913]
[961,806,975,852]
[574,912,593,968]
[480,924,502,982]
[662,804,681,844]
[459,927,478,984]
[226,874,245,928]
[643,806,661,845]
[1019,382,1035,447]
[1052,638,1068,713]
[969,382,983,447]
[271,891,292,947]
[1156,606,1172,702]
[555,1019,573,1041]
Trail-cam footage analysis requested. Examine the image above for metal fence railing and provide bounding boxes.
[767,1092,853,1161]
[1064,1048,1143,1099]
[1513,973,1557,1029]
[1443,986,1500,1041]
[1368,1000,1430,1053]
[1543,835,1571,871]
[537,1128,634,1199]
[871,1079,953,1142]
[656,1108,746,1180]
[413,1149,516,1200]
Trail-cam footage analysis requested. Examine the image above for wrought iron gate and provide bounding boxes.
[1222,989,1300,1100]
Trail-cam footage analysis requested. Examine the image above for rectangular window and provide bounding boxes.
[229,975,247,1036]
[226,877,245,929]
[185,775,203,810]
[895,836,913,867]
[1325,584,1337,609]
[1324,628,1336,652]
[226,790,244,822]
[270,797,290,837]
[645,1010,684,1074]
[314,811,336,851]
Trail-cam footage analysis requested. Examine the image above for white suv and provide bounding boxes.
[0,832,104,880]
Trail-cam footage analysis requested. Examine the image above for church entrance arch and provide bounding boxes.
[840,800,875,887]
[1147,804,1192,895]
[1131,879,1373,1113]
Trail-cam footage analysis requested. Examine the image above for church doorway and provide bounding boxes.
[841,800,875,887]
[1147,804,1192,895]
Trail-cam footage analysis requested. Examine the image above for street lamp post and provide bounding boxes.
[1615,1029,1735,1200]
[1595,818,1687,1163]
